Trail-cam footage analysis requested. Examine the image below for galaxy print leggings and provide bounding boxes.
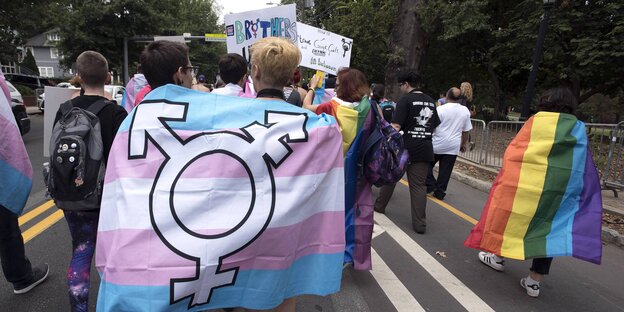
[64,210,99,312]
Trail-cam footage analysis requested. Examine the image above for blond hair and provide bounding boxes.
[250,37,301,87]
[460,82,473,102]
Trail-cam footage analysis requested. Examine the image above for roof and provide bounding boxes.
[24,28,60,48]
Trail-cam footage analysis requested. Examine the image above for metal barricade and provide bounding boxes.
[482,121,525,168]
[603,121,624,196]
[458,119,487,164]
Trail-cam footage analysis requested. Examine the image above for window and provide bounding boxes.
[38,67,54,78]
[47,33,60,42]
[50,48,59,59]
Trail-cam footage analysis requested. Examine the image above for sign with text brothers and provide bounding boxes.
[224,4,297,62]
[297,23,353,75]
[95,84,345,311]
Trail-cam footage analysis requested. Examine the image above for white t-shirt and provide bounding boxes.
[211,83,243,97]
[432,102,472,155]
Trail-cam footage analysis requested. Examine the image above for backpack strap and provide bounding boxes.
[85,99,112,116]
[59,100,74,116]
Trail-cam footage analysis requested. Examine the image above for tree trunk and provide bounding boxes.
[487,61,506,120]
[384,0,429,100]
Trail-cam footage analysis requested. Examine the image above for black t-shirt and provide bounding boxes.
[392,91,440,162]
[458,95,472,111]
[54,95,128,162]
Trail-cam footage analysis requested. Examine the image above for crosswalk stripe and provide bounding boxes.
[370,247,426,312]
[374,212,494,312]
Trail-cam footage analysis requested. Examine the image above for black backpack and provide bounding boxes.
[45,99,110,210]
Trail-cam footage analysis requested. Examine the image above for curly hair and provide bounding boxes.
[460,82,473,102]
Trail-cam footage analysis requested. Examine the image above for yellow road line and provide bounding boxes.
[22,210,65,243]
[400,179,478,225]
[18,200,55,226]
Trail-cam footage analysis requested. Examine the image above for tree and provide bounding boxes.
[57,0,224,83]
[20,49,40,76]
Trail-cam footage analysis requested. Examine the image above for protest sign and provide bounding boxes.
[224,4,297,62]
[297,23,353,75]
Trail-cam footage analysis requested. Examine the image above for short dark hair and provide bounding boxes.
[537,87,577,115]
[397,70,421,88]
[76,51,109,88]
[371,83,385,102]
[140,41,189,89]
[218,53,247,84]
[336,68,369,102]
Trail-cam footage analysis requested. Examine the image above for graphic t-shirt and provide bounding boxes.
[392,91,440,162]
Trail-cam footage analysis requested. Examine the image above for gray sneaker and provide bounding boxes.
[14,263,49,294]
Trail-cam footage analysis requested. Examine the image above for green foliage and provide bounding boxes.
[20,49,40,76]
[56,0,224,83]
[14,84,35,96]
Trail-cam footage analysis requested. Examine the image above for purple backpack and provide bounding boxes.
[359,99,410,187]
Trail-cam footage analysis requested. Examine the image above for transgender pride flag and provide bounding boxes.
[0,73,32,215]
[96,85,345,311]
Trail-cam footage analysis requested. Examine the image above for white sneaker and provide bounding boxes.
[521,277,540,297]
[478,252,505,271]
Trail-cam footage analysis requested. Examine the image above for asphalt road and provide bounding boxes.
[3,113,624,311]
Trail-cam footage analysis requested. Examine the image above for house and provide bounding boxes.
[23,29,72,78]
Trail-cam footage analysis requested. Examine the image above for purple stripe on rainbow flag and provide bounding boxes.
[572,149,603,264]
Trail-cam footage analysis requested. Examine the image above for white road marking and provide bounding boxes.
[372,222,386,239]
[370,247,426,312]
[374,212,495,312]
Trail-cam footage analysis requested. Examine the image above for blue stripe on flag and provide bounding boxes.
[546,121,587,256]
[0,159,32,215]
[97,252,343,312]
[117,84,335,133]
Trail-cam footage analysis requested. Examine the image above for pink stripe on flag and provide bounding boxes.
[105,126,343,183]
[0,115,33,178]
[96,211,345,286]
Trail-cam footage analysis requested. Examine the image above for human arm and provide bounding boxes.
[460,131,470,153]
[302,75,321,112]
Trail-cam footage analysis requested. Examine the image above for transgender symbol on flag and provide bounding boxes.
[128,101,309,308]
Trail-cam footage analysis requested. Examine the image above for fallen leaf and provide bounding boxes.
[435,251,447,258]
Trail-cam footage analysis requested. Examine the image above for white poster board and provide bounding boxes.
[43,87,75,157]
[224,4,297,62]
[297,23,353,75]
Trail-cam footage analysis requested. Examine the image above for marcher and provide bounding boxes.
[0,72,49,295]
[374,71,440,234]
[283,68,306,106]
[426,87,472,200]
[50,51,127,312]
[466,87,603,298]
[371,83,395,122]
[303,67,375,270]
[436,92,446,107]
[211,53,248,96]
[191,74,211,92]
[458,81,476,117]
[121,64,148,112]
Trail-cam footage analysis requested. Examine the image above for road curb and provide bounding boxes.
[450,167,624,250]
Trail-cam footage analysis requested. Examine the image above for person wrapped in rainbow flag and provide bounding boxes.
[303,68,375,270]
[465,87,603,297]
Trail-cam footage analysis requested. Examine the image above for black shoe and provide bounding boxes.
[14,263,49,294]
[413,225,426,234]
[374,206,385,214]
[433,191,445,200]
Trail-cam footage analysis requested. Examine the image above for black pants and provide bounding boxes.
[426,154,457,196]
[531,257,553,275]
[0,205,33,287]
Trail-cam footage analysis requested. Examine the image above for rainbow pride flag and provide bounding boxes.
[465,112,602,264]
[0,73,32,215]
[317,97,374,270]
[96,85,345,311]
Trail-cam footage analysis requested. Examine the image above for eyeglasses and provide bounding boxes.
[182,66,199,77]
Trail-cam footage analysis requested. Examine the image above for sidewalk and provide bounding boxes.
[450,158,624,249]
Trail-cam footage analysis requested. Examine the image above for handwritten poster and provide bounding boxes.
[297,23,353,75]
[224,4,297,62]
